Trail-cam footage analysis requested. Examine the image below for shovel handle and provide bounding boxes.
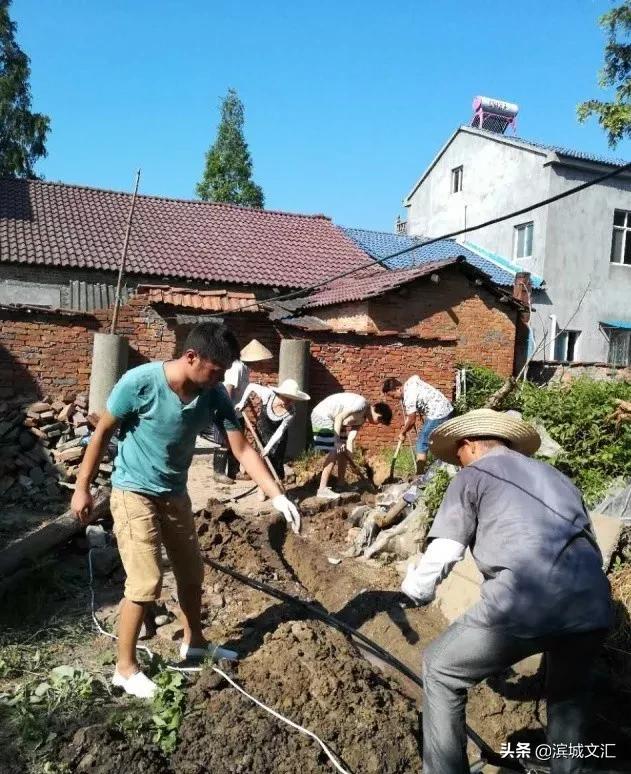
[242,412,285,491]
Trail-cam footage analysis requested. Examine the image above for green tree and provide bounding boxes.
[578,1,631,147]
[196,88,264,208]
[0,0,49,177]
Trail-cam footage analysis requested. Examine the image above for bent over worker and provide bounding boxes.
[71,323,301,700]
[236,378,310,500]
[401,409,612,774]
[382,375,453,475]
[311,392,392,499]
[212,338,272,484]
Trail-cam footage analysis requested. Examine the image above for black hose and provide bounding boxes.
[204,556,528,773]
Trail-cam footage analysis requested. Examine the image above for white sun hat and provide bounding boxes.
[240,339,273,363]
[272,378,310,402]
[429,408,541,466]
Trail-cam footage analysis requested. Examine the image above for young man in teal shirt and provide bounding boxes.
[72,323,300,699]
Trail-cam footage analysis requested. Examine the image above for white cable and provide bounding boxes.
[88,549,351,773]
[211,664,352,774]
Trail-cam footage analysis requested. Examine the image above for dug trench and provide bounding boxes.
[45,499,631,773]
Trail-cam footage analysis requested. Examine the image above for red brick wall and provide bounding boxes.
[0,297,176,398]
[0,276,516,453]
[307,334,456,449]
[317,267,517,378]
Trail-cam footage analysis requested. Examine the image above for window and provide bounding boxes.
[513,222,534,259]
[451,166,463,193]
[610,210,631,265]
[554,330,580,362]
[607,329,631,366]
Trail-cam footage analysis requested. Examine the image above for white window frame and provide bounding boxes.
[554,329,581,362]
[610,209,631,265]
[451,165,463,194]
[606,328,631,366]
[513,221,534,260]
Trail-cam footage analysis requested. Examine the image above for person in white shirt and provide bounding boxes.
[213,339,272,484]
[382,375,453,475]
[311,392,392,499]
[236,378,310,500]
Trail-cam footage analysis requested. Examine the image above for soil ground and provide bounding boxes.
[1,446,630,773]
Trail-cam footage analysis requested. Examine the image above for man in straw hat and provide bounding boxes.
[212,338,273,484]
[400,409,612,773]
[236,378,310,500]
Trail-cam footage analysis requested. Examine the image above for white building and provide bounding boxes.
[403,123,631,366]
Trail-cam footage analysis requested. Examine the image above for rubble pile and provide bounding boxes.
[0,391,112,509]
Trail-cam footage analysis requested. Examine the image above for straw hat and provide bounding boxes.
[272,378,310,402]
[429,408,541,466]
[240,339,273,363]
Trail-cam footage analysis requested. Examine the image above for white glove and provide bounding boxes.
[272,495,301,534]
[401,564,435,606]
[401,538,466,605]
[235,401,245,413]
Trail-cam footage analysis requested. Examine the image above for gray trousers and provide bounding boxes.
[421,622,606,774]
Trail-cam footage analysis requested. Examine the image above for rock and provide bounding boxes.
[18,431,36,451]
[58,403,74,423]
[45,480,59,497]
[55,446,84,463]
[530,418,563,458]
[28,401,52,414]
[18,474,33,489]
[74,424,90,438]
[0,475,16,495]
[28,466,45,485]
[56,436,84,452]
[86,524,107,548]
[75,394,88,410]
[90,546,121,578]
[207,593,224,608]
[39,411,55,421]
[156,621,184,642]
[155,614,171,627]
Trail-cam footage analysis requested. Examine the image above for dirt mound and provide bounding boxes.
[178,620,421,774]
[59,724,170,773]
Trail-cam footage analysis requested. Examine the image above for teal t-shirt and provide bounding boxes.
[107,362,239,495]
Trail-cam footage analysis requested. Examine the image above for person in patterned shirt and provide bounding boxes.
[382,375,453,474]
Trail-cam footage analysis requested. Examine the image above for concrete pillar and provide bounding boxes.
[88,333,129,415]
[278,338,310,458]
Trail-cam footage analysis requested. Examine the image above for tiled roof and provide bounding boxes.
[0,178,371,289]
[304,259,458,308]
[341,227,543,288]
[470,127,629,168]
[137,285,260,312]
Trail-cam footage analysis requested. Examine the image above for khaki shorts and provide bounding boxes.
[110,488,204,603]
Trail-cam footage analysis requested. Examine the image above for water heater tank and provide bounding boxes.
[471,96,519,134]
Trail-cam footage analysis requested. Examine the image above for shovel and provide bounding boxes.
[342,450,377,493]
[242,412,285,492]
[385,439,403,483]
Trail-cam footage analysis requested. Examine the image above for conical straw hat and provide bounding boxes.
[429,409,541,466]
[240,339,273,363]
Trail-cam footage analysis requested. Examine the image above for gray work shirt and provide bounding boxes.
[428,446,612,637]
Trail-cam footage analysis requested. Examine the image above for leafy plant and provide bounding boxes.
[150,669,187,754]
[454,364,507,413]
[422,468,452,526]
[0,664,105,750]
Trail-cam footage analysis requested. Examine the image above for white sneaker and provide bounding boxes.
[179,642,239,662]
[112,669,158,699]
[317,487,340,500]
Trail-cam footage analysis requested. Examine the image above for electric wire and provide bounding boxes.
[87,548,352,774]
[204,159,631,319]
[203,556,528,773]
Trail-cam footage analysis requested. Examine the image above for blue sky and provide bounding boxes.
[13,0,629,231]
